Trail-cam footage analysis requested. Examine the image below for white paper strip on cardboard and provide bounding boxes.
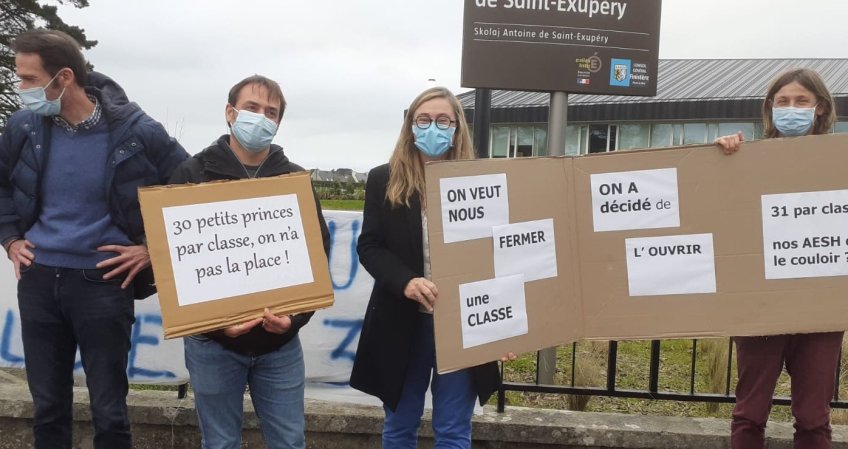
[762,190,848,280]
[162,194,313,306]
[625,233,716,296]
[591,168,680,232]
[440,173,509,243]
[459,274,528,349]
[492,218,557,282]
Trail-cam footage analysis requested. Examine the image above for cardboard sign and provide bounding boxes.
[426,157,581,372]
[425,134,848,373]
[139,172,333,338]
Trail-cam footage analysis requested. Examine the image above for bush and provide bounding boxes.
[313,181,365,200]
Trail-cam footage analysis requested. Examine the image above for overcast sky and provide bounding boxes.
[55,0,847,172]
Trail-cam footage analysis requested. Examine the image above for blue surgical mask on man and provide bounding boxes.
[230,107,278,153]
[15,71,65,117]
[773,106,817,137]
[412,125,455,157]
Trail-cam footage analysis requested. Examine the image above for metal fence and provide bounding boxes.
[497,339,847,413]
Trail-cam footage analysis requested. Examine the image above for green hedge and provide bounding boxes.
[313,180,365,200]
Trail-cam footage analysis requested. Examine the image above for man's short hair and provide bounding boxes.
[228,75,287,120]
[11,29,87,86]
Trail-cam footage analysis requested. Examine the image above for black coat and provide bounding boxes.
[350,163,500,411]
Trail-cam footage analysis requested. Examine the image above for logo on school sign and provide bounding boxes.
[610,58,631,87]
[462,0,661,95]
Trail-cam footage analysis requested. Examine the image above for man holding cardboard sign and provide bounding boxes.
[168,75,330,449]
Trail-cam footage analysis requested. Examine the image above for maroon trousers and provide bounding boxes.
[731,332,844,449]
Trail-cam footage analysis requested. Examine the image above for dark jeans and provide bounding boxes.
[732,332,844,449]
[18,263,135,449]
[382,313,477,449]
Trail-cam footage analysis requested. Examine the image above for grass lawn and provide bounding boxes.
[498,337,848,423]
[321,199,364,211]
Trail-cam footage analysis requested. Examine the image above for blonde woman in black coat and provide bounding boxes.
[351,87,511,448]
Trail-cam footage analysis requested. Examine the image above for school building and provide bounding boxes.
[459,59,848,157]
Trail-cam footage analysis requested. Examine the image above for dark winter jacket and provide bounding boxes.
[0,71,189,297]
[350,163,500,411]
[169,135,331,356]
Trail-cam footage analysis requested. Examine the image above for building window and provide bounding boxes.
[516,126,534,157]
[683,123,707,144]
[618,124,650,150]
[579,126,589,154]
[489,125,554,157]
[718,123,755,141]
[588,124,617,153]
[650,124,673,148]
[491,126,510,157]
[535,127,549,156]
[672,124,684,146]
[707,123,719,143]
[484,120,771,157]
[564,125,580,155]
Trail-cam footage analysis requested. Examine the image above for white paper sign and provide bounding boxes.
[625,234,716,296]
[459,274,528,349]
[162,195,313,306]
[440,173,509,243]
[762,190,848,279]
[492,219,557,282]
[591,168,680,232]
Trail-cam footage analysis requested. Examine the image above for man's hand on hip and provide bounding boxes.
[6,239,35,280]
[96,244,151,289]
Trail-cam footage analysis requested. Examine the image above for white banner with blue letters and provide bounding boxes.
[0,211,373,400]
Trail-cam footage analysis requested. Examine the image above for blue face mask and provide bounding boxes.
[773,106,816,137]
[412,124,455,158]
[15,71,65,116]
[230,107,278,153]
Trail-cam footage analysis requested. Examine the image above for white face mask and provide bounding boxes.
[229,107,278,153]
[15,71,65,116]
[772,106,817,137]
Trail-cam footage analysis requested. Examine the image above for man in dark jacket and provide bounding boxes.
[169,75,330,449]
[0,30,188,449]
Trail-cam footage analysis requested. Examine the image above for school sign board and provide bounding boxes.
[139,172,334,338]
[425,134,848,373]
[462,0,662,94]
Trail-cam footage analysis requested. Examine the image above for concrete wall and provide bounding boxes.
[1,384,847,449]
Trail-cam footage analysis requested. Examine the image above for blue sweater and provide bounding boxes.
[25,120,133,268]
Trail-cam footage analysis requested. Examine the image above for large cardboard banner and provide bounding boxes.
[426,157,583,372]
[426,133,848,373]
[139,173,334,338]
